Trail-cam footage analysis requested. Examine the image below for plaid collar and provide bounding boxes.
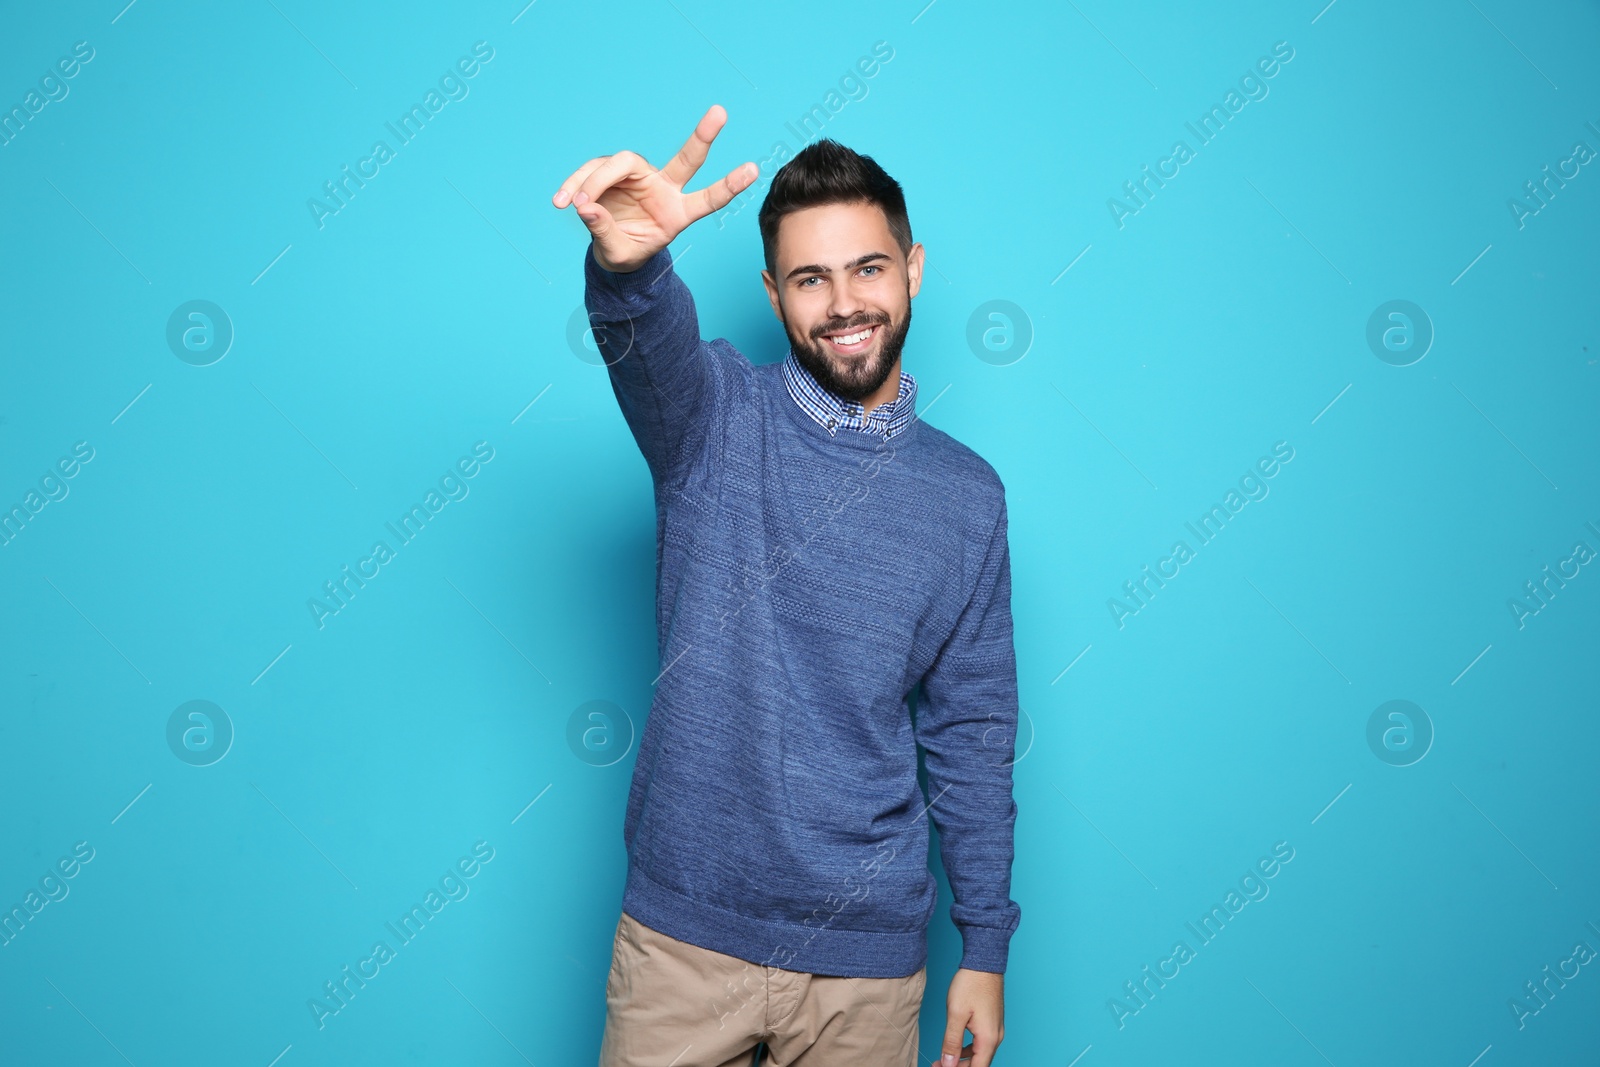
[781,346,917,441]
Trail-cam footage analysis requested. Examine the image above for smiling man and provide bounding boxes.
[554,106,1020,1067]
[762,193,914,419]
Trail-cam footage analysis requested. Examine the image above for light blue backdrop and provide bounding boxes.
[2,1,1597,1064]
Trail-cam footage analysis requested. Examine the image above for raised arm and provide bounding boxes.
[554,106,757,486]
[581,245,712,486]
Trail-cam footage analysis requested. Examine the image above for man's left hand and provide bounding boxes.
[933,967,1004,1067]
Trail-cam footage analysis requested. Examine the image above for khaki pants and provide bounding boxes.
[598,911,927,1067]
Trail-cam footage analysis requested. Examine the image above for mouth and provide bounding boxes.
[820,323,881,354]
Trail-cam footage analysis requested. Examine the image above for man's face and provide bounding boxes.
[762,201,924,403]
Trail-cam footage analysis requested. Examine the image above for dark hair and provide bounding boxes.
[757,138,913,278]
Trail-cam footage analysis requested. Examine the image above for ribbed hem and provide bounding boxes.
[621,861,928,979]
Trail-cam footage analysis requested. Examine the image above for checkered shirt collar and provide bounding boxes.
[781,346,917,440]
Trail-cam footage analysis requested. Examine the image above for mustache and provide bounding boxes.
[811,313,889,339]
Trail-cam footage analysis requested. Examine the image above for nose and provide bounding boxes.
[826,279,869,326]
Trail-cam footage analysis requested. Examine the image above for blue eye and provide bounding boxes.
[799,265,881,286]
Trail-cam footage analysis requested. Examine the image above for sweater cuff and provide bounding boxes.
[957,924,1015,974]
[583,243,678,318]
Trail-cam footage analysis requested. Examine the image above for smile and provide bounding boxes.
[823,324,879,353]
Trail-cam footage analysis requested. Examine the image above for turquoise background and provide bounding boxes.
[2,0,1598,1064]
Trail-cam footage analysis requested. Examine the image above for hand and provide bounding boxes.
[551,104,758,273]
[933,968,1004,1067]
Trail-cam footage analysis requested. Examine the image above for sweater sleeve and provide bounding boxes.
[583,242,722,489]
[913,496,1023,974]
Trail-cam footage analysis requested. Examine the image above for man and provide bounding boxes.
[553,105,1020,1067]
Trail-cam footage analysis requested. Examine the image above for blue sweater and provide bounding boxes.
[586,243,1022,978]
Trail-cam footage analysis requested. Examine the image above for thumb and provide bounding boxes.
[576,200,642,272]
[938,1014,969,1067]
[575,198,617,243]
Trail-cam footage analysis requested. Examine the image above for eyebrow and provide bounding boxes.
[784,251,892,282]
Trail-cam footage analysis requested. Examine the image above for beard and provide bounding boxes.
[783,295,913,404]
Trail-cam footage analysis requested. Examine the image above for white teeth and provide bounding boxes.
[830,327,873,345]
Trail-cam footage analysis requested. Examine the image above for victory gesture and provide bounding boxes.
[552,104,758,273]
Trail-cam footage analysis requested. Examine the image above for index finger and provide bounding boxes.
[553,156,607,207]
[660,104,727,188]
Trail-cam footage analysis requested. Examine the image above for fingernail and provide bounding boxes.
[574,191,590,206]
[942,1056,957,1067]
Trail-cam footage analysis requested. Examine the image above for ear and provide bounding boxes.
[761,269,785,323]
[906,242,926,300]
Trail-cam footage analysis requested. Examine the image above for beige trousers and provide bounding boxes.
[598,910,927,1067]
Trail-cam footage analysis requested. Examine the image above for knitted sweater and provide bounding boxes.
[585,243,1021,978]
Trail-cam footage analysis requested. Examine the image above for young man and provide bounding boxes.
[553,105,1020,1067]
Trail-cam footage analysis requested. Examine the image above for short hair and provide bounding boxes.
[757,138,913,278]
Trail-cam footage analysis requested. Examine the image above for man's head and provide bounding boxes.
[759,139,924,404]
